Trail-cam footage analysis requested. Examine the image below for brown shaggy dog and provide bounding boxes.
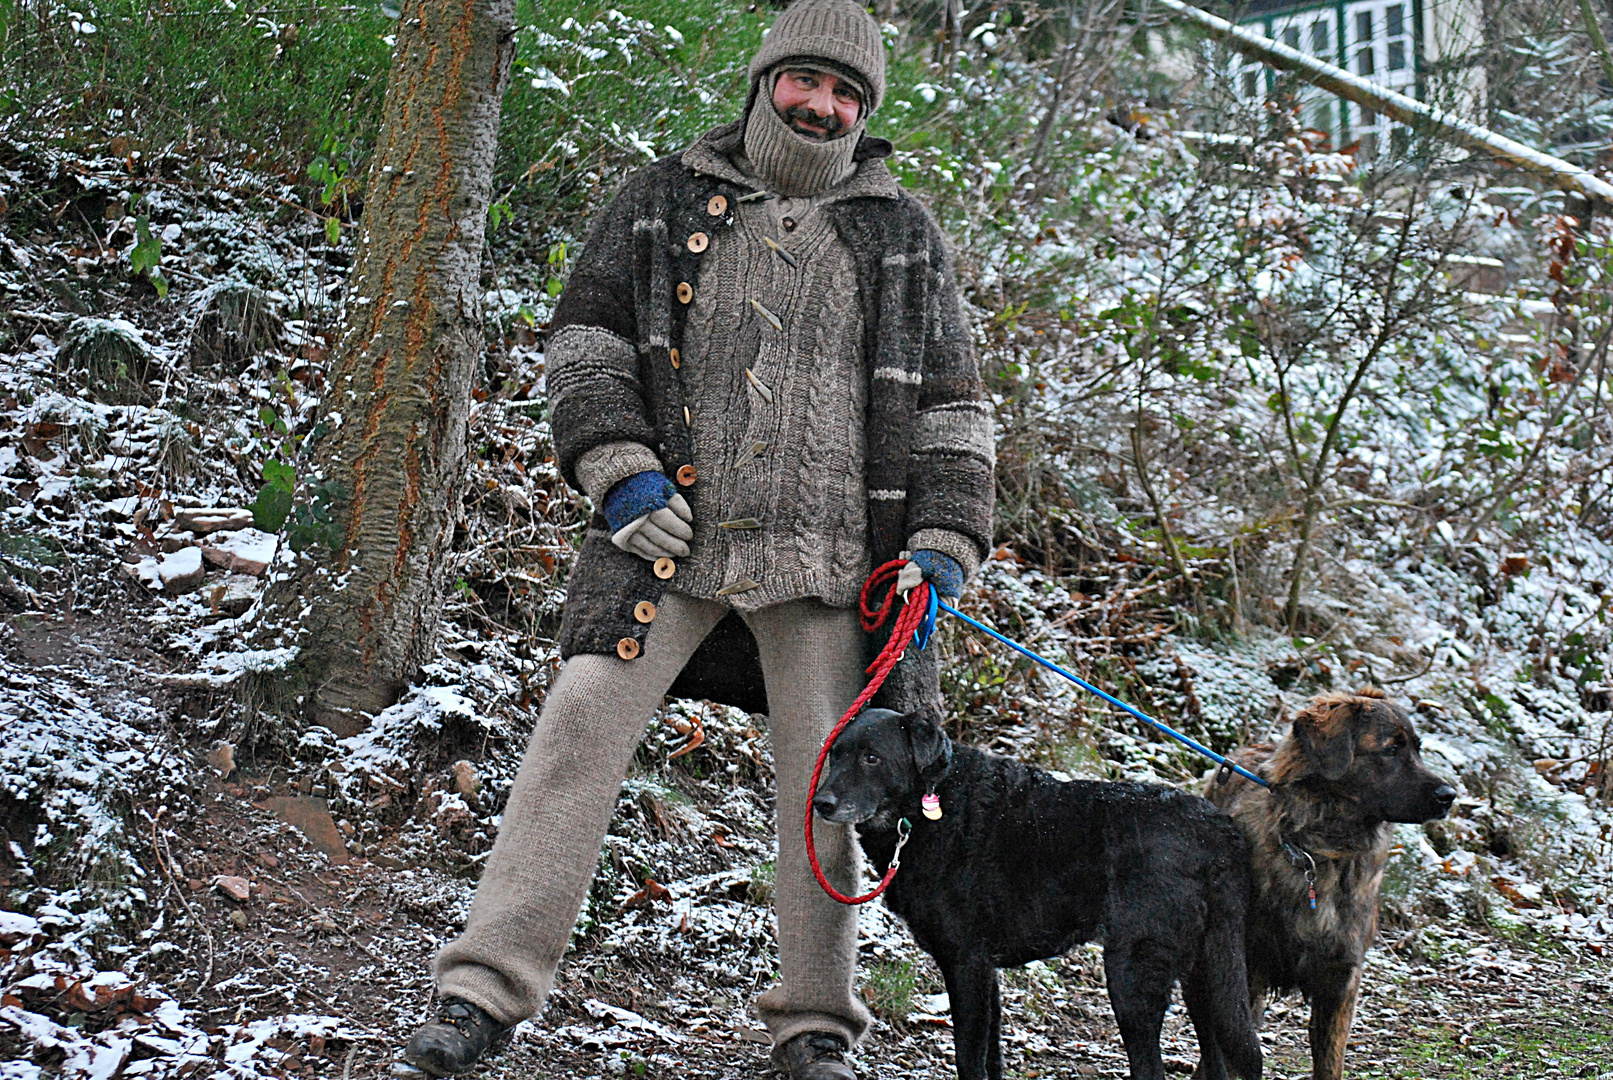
[1203,687,1456,1080]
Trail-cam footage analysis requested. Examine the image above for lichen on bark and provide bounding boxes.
[252,0,517,738]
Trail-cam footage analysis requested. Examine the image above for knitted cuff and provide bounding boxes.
[909,549,964,598]
[575,441,666,506]
[906,527,982,585]
[603,471,675,533]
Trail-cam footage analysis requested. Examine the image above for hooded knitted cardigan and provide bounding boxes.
[547,120,993,712]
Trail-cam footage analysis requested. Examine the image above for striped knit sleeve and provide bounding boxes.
[548,174,658,493]
[904,217,995,567]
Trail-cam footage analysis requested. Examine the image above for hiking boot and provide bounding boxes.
[776,1031,857,1080]
[403,997,507,1075]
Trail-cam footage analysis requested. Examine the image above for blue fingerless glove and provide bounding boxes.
[603,470,676,533]
[910,549,964,598]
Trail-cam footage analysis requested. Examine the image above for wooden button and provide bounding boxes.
[634,601,657,624]
[670,347,680,369]
[707,194,728,216]
[687,231,709,253]
[675,464,697,486]
[653,557,676,579]
[782,216,796,232]
[676,282,693,304]
[617,637,641,660]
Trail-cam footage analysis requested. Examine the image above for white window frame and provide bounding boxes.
[1267,8,1343,140]
[1341,0,1416,155]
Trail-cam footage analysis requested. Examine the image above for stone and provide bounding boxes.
[200,528,278,576]
[104,495,141,521]
[450,760,480,796]
[125,556,162,591]
[212,875,251,902]
[160,530,196,553]
[175,507,255,535]
[208,574,261,617]
[157,547,205,593]
[205,743,236,778]
[228,909,250,930]
[255,796,350,864]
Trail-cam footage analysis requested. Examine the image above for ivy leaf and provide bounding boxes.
[263,459,296,493]
[126,214,170,297]
[248,485,293,533]
[324,216,341,246]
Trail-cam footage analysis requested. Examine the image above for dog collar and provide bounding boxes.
[1278,837,1320,911]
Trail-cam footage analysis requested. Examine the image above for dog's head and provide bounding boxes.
[811,708,951,829]
[1280,687,1456,824]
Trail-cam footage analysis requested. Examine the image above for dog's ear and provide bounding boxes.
[902,711,952,789]
[1291,697,1360,782]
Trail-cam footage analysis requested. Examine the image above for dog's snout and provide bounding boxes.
[812,790,839,818]
[1432,784,1457,807]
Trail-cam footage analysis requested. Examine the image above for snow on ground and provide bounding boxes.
[1,135,1612,1079]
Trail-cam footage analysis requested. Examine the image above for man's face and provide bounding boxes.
[772,68,862,141]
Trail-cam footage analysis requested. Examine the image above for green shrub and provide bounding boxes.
[860,957,916,1021]
[0,0,393,173]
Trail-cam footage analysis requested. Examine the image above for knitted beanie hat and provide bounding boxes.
[748,0,887,115]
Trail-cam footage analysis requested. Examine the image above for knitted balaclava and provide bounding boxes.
[741,0,887,197]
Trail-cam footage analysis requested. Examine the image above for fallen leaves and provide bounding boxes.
[621,878,671,911]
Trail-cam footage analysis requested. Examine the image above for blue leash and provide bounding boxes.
[914,593,1271,789]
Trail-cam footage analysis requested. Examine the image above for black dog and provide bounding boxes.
[813,708,1262,1080]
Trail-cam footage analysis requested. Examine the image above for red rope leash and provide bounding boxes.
[804,560,932,905]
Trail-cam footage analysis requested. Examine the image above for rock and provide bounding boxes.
[103,495,142,521]
[125,556,162,591]
[175,507,255,535]
[201,528,278,576]
[80,455,120,480]
[157,547,205,593]
[160,530,196,553]
[255,796,350,864]
[450,760,480,796]
[205,743,236,778]
[208,574,262,617]
[212,875,251,902]
[228,909,250,930]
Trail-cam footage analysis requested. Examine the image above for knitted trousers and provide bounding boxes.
[433,591,874,1052]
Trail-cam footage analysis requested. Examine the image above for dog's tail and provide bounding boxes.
[1195,845,1263,1079]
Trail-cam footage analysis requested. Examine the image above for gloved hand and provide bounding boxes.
[895,549,964,598]
[604,471,694,561]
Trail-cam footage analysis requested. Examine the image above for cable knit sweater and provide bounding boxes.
[665,142,871,609]
[547,120,994,710]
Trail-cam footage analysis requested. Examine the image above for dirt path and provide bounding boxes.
[137,779,1613,1080]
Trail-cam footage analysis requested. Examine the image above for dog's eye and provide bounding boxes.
[862,752,881,766]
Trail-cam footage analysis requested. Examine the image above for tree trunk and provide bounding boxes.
[254,0,515,737]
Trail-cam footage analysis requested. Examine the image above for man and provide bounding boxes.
[404,2,993,1077]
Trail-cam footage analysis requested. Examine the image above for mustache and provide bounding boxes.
[780,103,847,140]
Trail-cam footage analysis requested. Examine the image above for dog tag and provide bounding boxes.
[921,793,942,821]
